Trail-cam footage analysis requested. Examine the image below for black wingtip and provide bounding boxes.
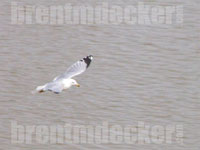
[88,55,93,60]
[82,55,93,68]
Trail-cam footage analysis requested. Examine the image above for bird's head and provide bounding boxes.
[70,79,80,87]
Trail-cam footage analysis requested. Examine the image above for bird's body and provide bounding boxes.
[63,79,76,89]
[34,55,93,94]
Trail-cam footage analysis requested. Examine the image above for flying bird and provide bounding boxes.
[34,55,93,94]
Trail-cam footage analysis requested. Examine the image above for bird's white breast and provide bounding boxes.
[62,79,72,89]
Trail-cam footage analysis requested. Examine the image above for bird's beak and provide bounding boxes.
[76,84,80,87]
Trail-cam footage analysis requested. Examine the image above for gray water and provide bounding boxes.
[1,0,200,150]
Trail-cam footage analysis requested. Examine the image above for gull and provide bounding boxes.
[34,55,93,94]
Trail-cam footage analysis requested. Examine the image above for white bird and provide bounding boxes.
[34,55,93,94]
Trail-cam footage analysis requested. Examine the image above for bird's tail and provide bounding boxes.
[31,85,46,94]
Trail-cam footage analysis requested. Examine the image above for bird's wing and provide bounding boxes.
[54,55,93,81]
